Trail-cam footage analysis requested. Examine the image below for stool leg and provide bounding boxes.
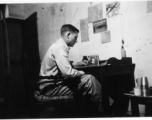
[145,101,152,116]
[131,98,140,116]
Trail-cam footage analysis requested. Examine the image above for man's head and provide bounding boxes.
[61,24,79,47]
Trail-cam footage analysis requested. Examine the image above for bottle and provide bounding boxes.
[82,56,88,65]
[82,56,88,61]
[121,46,126,58]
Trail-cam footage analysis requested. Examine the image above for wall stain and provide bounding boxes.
[49,5,56,15]
[60,6,63,12]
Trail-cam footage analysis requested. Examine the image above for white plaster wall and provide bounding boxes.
[23,2,123,62]
[9,1,152,115]
[23,1,152,86]
[121,1,152,80]
[7,4,25,19]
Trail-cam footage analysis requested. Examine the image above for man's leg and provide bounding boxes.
[42,74,102,113]
[78,74,102,112]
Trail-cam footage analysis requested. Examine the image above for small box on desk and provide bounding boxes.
[121,57,132,64]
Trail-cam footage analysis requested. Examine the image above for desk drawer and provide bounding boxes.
[106,65,135,76]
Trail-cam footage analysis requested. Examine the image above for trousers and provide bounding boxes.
[41,74,102,112]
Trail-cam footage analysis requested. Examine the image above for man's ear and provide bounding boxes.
[67,32,70,39]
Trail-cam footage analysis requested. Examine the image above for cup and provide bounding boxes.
[136,78,142,88]
[141,77,149,89]
[134,87,141,96]
[149,87,152,95]
[141,88,150,97]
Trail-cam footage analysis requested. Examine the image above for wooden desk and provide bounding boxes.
[75,64,135,115]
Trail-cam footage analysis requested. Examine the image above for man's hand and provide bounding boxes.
[79,70,85,76]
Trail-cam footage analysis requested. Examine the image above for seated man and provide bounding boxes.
[38,24,102,115]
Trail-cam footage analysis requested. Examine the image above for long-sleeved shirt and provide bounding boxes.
[39,38,82,90]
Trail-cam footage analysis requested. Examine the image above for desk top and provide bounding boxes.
[74,63,135,69]
[74,64,106,69]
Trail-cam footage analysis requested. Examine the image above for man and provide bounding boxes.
[38,24,102,114]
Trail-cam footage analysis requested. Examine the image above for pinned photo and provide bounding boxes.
[93,19,107,34]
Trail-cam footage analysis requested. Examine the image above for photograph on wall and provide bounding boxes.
[101,31,111,44]
[88,55,99,66]
[80,18,89,42]
[147,1,152,13]
[106,1,120,18]
[93,19,107,34]
[88,3,103,23]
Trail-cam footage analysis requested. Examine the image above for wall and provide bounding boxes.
[22,2,122,62]
[23,1,152,84]
[7,1,152,115]
[7,4,25,19]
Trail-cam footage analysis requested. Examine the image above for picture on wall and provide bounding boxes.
[88,3,103,23]
[93,19,107,34]
[80,18,89,42]
[147,1,152,13]
[88,55,99,66]
[101,31,111,44]
[106,1,120,18]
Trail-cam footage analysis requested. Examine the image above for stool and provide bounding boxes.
[125,93,152,117]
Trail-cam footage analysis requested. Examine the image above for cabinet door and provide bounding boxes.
[21,12,40,83]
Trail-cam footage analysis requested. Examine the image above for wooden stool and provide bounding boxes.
[125,93,152,117]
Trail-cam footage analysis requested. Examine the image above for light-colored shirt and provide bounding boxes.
[39,38,81,89]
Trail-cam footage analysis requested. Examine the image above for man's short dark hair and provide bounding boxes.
[61,24,79,36]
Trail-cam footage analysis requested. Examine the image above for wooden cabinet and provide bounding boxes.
[0,7,39,117]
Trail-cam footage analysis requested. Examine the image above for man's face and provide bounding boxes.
[67,32,78,47]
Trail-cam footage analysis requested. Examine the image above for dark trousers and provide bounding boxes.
[41,74,102,112]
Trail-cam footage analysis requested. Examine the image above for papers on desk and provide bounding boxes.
[73,60,108,67]
[72,62,86,67]
[100,62,107,66]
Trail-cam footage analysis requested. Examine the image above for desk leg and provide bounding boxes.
[102,78,110,116]
[131,98,140,116]
[102,92,110,115]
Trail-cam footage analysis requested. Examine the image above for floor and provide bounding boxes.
[0,98,5,118]
[0,97,142,118]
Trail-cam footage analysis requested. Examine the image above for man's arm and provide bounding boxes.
[53,46,84,78]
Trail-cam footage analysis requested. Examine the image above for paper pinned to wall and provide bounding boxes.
[101,31,111,44]
[147,1,152,13]
[106,1,120,18]
[88,3,103,23]
[80,18,89,42]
